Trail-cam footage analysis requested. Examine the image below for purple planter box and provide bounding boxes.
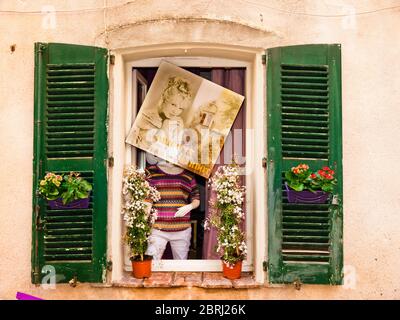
[285,182,330,204]
[47,197,90,210]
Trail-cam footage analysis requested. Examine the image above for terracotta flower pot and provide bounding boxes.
[131,256,152,279]
[222,260,242,280]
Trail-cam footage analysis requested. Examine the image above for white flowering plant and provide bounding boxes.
[122,166,161,262]
[204,163,247,267]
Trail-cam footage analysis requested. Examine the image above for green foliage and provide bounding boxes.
[60,172,92,205]
[38,172,63,200]
[206,163,247,266]
[38,172,92,204]
[122,166,160,262]
[284,164,312,191]
[285,164,337,193]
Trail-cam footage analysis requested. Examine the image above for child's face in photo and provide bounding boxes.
[163,94,186,119]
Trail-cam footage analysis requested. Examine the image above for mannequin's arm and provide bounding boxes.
[174,199,200,217]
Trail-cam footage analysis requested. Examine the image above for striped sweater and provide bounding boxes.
[147,165,200,232]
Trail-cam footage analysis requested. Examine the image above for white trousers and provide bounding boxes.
[146,227,192,260]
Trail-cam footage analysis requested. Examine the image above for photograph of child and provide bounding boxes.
[126,61,245,178]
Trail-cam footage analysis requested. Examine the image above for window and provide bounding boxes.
[32,42,342,286]
[122,57,253,273]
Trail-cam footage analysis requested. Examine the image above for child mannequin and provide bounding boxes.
[146,159,200,260]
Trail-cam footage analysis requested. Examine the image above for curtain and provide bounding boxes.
[202,68,246,259]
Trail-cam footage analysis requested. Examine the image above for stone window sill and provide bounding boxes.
[112,272,262,289]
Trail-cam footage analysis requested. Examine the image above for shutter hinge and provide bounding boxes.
[35,205,44,231]
[332,194,340,205]
[69,275,78,287]
[262,54,267,65]
[32,270,40,286]
[109,55,115,65]
[293,279,302,290]
[106,260,113,271]
[262,157,267,168]
[108,156,114,168]
[37,43,47,54]
[263,260,268,271]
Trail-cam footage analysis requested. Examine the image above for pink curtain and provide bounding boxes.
[202,68,246,259]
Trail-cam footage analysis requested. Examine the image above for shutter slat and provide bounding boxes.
[282,94,328,102]
[282,112,328,120]
[44,234,92,241]
[47,87,94,93]
[44,254,92,261]
[282,255,330,263]
[47,119,94,125]
[282,242,330,249]
[47,100,94,106]
[47,75,95,81]
[45,247,92,254]
[282,222,330,229]
[47,137,94,144]
[47,107,94,113]
[46,228,93,235]
[282,131,329,138]
[46,215,92,222]
[46,131,94,138]
[281,76,328,83]
[47,144,94,150]
[283,216,329,222]
[282,107,328,114]
[282,81,327,89]
[46,125,94,131]
[45,221,92,229]
[48,69,95,75]
[282,88,328,95]
[47,81,95,88]
[282,125,328,132]
[44,240,92,247]
[282,145,329,151]
[282,119,328,126]
[47,112,94,119]
[47,94,94,100]
[282,137,329,146]
[283,230,330,236]
[46,151,93,158]
[47,63,95,68]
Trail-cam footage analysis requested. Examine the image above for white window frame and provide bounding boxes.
[109,44,266,284]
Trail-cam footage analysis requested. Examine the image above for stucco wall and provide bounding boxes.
[1,0,400,299]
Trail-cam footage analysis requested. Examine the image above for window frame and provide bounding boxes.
[108,45,266,284]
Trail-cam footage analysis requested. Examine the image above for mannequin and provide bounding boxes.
[146,159,200,260]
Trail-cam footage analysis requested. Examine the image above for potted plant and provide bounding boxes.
[38,172,92,209]
[284,164,337,204]
[121,166,160,279]
[205,163,247,280]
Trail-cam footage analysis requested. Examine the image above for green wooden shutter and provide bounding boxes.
[267,44,343,285]
[32,43,108,284]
